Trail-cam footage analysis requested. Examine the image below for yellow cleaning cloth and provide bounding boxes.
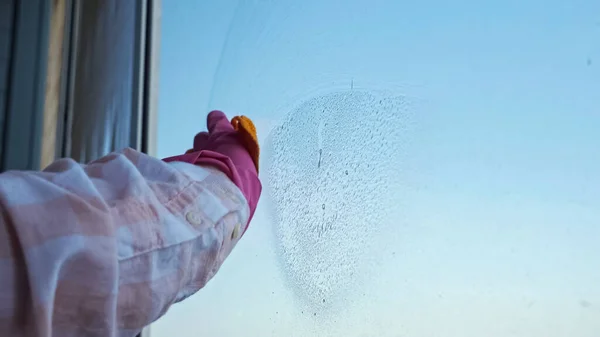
[231,115,260,172]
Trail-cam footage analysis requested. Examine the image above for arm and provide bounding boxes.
[0,148,250,337]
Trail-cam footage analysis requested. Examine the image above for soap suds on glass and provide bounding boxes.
[265,90,412,316]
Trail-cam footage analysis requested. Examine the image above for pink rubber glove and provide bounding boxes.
[164,111,261,230]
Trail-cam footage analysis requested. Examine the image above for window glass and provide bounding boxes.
[155,1,600,336]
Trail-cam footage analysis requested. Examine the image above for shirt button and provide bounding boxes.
[231,224,241,240]
[186,211,203,226]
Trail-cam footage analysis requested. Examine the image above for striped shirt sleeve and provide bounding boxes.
[0,148,250,337]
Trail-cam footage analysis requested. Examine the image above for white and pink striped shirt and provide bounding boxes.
[0,148,250,337]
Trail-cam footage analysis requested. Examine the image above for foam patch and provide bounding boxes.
[265,90,414,315]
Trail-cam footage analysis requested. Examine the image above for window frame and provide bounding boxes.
[2,1,159,335]
[1,0,50,171]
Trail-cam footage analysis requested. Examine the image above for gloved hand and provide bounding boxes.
[192,111,259,173]
[164,111,261,229]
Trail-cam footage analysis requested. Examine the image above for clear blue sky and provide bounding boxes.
[154,1,600,336]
